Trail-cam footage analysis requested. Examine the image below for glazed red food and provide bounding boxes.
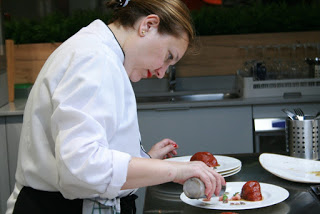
[240,181,263,201]
[190,152,219,167]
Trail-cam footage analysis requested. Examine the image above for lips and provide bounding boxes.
[147,70,152,78]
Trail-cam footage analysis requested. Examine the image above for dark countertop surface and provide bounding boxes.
[143,153,320,214]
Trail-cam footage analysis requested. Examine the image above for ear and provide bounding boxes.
[138,14,160,37]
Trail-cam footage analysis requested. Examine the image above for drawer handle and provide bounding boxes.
[155,107,190,111]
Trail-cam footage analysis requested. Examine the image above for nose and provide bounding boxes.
[155,64,170,79]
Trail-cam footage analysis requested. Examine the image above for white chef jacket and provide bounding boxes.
[6,19,149,214]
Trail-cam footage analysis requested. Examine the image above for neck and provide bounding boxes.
[108,23,131,51]
[108,22,137,78]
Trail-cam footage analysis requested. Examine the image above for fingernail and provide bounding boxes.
[173,144,177,147]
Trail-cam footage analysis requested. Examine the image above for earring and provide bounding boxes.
[142,30,145,36]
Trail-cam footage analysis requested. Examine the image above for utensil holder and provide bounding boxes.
[286,119,320,160]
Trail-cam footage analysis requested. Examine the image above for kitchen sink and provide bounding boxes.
[136,92,240,103]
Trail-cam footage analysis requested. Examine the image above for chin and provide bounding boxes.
[130,76,142,82]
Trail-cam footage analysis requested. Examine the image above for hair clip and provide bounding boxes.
[118,0,130,7]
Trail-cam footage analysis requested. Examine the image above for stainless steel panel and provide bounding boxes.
[0,66,8,107]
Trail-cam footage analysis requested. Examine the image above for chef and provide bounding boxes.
[6,0,225,213]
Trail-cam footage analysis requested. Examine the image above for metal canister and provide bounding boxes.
[183,178,206,199]
[286,118,320,160]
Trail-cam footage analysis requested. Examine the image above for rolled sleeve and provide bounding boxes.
[102,150,131,199]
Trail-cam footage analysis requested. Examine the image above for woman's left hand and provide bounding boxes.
[148,138,179,159]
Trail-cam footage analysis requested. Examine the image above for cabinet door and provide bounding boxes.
[6,116,23,192]
[138,106,253,155]
[0,117,10,214]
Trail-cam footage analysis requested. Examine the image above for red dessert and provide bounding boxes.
[240,181,263,201]
[190,152,219,167]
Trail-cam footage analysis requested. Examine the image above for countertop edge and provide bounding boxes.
[1,95,320,116]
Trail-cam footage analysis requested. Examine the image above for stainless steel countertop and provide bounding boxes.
[0,98,27,116]
[143,153,320,214]
[137,94,320,110]
[2,94,320,116]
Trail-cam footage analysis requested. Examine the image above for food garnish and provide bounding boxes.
[231,192,241,200]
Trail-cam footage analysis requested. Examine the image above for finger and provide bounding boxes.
[197,168,215,198]
[209,173,218,198]
[172,143,178,149]
[213,172,222,196]
[165,139,178,148]
[167,150,178,158]
[204,175,216,199]
[221,175,226,186]
[157,144,176,159]
[171,149,178,156]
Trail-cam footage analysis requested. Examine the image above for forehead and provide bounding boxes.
[163,32,189,58]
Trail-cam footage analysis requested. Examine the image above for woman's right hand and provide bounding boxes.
[172,160,225,199]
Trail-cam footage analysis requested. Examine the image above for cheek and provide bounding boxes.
[145,42,166,64]
[148,50,165,68]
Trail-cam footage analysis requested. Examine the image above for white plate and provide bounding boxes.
[259,153,320,183]
[220,165,241,175]
[165,155,242,173]
[221,167,241,177]
[180,182,289,210]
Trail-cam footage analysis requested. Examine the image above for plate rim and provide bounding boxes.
[165,155,242,173]
[180,181,289,210]
[221,167,241,177]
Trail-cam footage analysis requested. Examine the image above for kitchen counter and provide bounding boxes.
[1,94,320,116]
[137,94,320,110]
[0,98,27,116]
[143,153,320,214]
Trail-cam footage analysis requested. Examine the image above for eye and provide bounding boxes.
[167,52,174,61]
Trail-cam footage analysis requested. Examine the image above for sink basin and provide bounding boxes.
[136,93,240,103]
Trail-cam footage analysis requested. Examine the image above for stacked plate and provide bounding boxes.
[165,155,242,177]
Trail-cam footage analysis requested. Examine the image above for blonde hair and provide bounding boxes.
[106,0,195,50]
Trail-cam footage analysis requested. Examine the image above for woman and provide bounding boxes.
[6,0,225,213]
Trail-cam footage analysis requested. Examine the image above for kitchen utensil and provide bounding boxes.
[294,108,305,121]
[183,178,226,199]
[282,108,297,120]
[219,185,226,196]
[183,178,206,199]
[286,118,320,160]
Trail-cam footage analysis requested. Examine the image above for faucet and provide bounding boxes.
[167,65,176,92]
